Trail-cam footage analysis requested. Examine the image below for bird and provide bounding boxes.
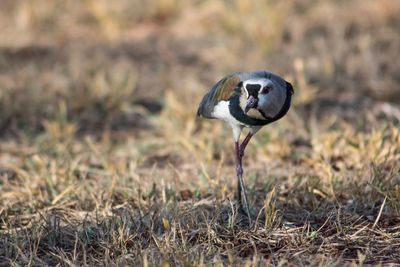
[197,71,294,219]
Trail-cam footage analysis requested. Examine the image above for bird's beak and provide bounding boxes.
[245,95,257,113]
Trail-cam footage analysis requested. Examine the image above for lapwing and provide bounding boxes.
[197,71,294,219]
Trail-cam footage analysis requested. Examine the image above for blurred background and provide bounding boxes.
[1,1,400,264]
[1,0,400,207]
[1,0,399,137]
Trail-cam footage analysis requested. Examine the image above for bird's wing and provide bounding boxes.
[197,74,241,118]
[213,74,242,102]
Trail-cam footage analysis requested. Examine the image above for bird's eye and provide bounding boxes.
[261,86,271,94]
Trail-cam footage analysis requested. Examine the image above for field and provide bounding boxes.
[1,0,400,266]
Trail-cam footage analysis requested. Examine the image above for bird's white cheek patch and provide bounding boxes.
[243,87,249,98]
[246,109,265,120]
[239,94,247,111]
[239,94,264,119]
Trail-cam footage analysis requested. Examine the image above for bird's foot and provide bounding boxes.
[235,203,253,227]
[235,190,252,221]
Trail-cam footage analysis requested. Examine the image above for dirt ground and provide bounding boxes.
[1,0,400,266]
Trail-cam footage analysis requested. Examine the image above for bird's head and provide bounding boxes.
[239,78,284,119]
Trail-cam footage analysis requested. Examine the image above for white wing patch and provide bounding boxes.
[212,101,237,123]
[212,100,244,141]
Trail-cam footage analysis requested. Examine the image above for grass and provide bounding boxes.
[1,0,400,266]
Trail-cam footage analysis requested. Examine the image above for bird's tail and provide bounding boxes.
[196,91,214,119]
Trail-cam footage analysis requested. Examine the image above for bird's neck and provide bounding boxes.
[229,95,270,126]
[229,85,292,126]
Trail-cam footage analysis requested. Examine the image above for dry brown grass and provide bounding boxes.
[1,0,400,266]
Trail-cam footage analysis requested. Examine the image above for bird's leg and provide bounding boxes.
[235,141,251,220]
[239,133,253,158]
[235,142,242,203]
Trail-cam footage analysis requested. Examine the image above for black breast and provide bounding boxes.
[229,81,293,126]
